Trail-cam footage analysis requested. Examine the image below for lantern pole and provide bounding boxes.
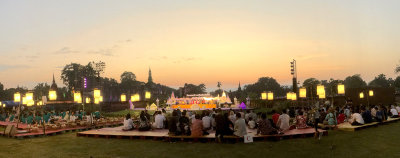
[15,93,22,129]
[331,82,334,108]
[17,101,21,128]
[41,104,46,136]
[367,90,369,107]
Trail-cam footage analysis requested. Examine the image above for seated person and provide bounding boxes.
[138,111,151,131]
[396,105,400,115]
[35,114,43,125]
[123,113,134,131]
[361,107,373,123]
[202,111,212,131]
[234,113,247,137]
[248,117,256,129]
[390,106,399,118]
[257,113,278,135]
[371,106,377,119]
[20,115,26,124]
[168,110,179,135]
[191,114,203,137]
[69,112,76,122]
[348,109,365,126]
[337,110,346,124]
[64,111,70,121]
[228,111,236,124]
[179,111,191,136]
[271,110,280,126]
[296,111,308,129]
[27,114,34,125]
[94,111,101,120]
[9,114,15,122]
[324,109,337,126]
[153,111,166,129]
[277,110,290,131]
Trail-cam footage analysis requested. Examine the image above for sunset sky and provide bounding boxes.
[0,0,399,91]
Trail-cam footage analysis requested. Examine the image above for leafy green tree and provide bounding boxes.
[180,83,207,95]
[120,71,136,82]
[394,76,400,91]
[320,79,344,96]
[344,74,367,88]
[0,82,6,101]
[369,74,391,88]
[33,83,50,100]
[102,77,120,102]
[302,78,321,97]
[61,62,105,91]
[244,77,285,99]
[120,71,144,94]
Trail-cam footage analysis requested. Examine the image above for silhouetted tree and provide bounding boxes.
[344,74,367,88]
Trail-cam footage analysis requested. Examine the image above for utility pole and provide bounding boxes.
[290,59,298,94]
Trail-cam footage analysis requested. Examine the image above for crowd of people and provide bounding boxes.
[0,108,102,127]
[122,103,400,141]
[123,108,286,142]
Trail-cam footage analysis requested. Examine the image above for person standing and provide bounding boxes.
[313,108,321,133]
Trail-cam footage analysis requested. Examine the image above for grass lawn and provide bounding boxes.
[1,123,400,158]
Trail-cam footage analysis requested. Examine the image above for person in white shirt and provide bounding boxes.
[69,112,76,122]
[248,110,257,123]
[245,110,250,122]
[123,113,134,131]
[371,106,377,118]
[248,117,256,129]
[228,111,236,124]
[64,111,70,121]
[153,111,166,129]
[396,106,400,115]
[277,110,290,131]
[211,114,216,130]
[202,112,212,130]
[344,106,351,119]
[390,106,399,118]
[349,109,365,126]
[234,113,247,137]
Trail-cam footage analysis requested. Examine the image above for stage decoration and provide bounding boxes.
[150,103,157,110]
[239,102,246,109]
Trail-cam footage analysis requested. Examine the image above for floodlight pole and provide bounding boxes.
[16,102,21,128]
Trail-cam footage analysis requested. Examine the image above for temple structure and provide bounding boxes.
[50,74,58,90]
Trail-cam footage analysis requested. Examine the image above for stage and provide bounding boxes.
[77,126,327,142]
[319,117,400,131]
[0,121,123,139]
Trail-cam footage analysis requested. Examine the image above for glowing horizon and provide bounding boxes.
[0,0,399,91]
